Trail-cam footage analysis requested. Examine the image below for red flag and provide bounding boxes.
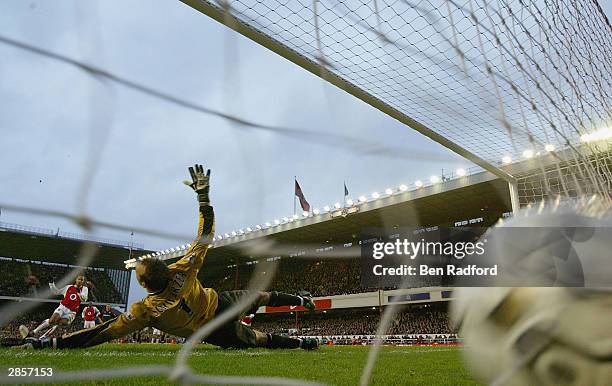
[294,179,311,212]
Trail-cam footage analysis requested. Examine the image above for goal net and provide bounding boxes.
[182,0,612,206]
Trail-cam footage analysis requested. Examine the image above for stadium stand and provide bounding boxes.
[205,256,457,297]
[1,176,509,345]
[113,175,506,346]
[189,176,512,296]
[0,258,125,304]
[0,221,148,310]
[0,221,149,347]
[209,259,363,296]
[253,303,454,337]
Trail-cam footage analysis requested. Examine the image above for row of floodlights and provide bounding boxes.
[502,144,556,165]
[501,128,612,165]
[138,244,191,260]
[580,127,612,143]
[212,168,469,242]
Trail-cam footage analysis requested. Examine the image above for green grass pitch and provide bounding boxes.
[0,344,480,385]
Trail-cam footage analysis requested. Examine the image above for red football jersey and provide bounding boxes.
[83,306,98,321]
[61,285,83,312]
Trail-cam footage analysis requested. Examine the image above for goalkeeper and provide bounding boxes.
[21,165,317,351]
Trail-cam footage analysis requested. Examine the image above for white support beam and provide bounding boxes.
[508,181,521,214]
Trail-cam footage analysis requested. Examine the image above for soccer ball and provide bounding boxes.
[451,198,612,385]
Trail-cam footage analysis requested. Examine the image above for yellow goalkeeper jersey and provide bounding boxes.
[97,206,218,341]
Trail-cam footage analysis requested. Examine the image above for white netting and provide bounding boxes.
[1,0,611,384]
[182,0,612,170]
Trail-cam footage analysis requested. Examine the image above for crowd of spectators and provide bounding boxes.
[0,258,124,304]
[389,309,451,335]
[271,260,362,296]
[204,257,449,297]
[253,304,454,336]
[206,259,364,297]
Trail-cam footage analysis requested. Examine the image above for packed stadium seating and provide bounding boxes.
[0,259,33,297]
[203,257,452,297]
[253,303,454,336]
[0,258,124,304]
[204,258,369,297]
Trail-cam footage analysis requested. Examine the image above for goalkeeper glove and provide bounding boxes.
[183,164,211,206]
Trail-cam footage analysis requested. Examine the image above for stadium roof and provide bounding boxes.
[209,173,510,263]
[0,226,151,270]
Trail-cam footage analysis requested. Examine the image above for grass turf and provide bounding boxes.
[0,344,480,385]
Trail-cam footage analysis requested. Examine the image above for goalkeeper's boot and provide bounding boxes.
[18,325,30,339]
[300,338,319,350]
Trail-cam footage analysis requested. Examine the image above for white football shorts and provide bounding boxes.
[53,304,76,324]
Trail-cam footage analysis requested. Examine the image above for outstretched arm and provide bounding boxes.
[176,164,215,271]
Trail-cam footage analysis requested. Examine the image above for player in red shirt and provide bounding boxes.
[20,275,88,339]
[82,302,101,329]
